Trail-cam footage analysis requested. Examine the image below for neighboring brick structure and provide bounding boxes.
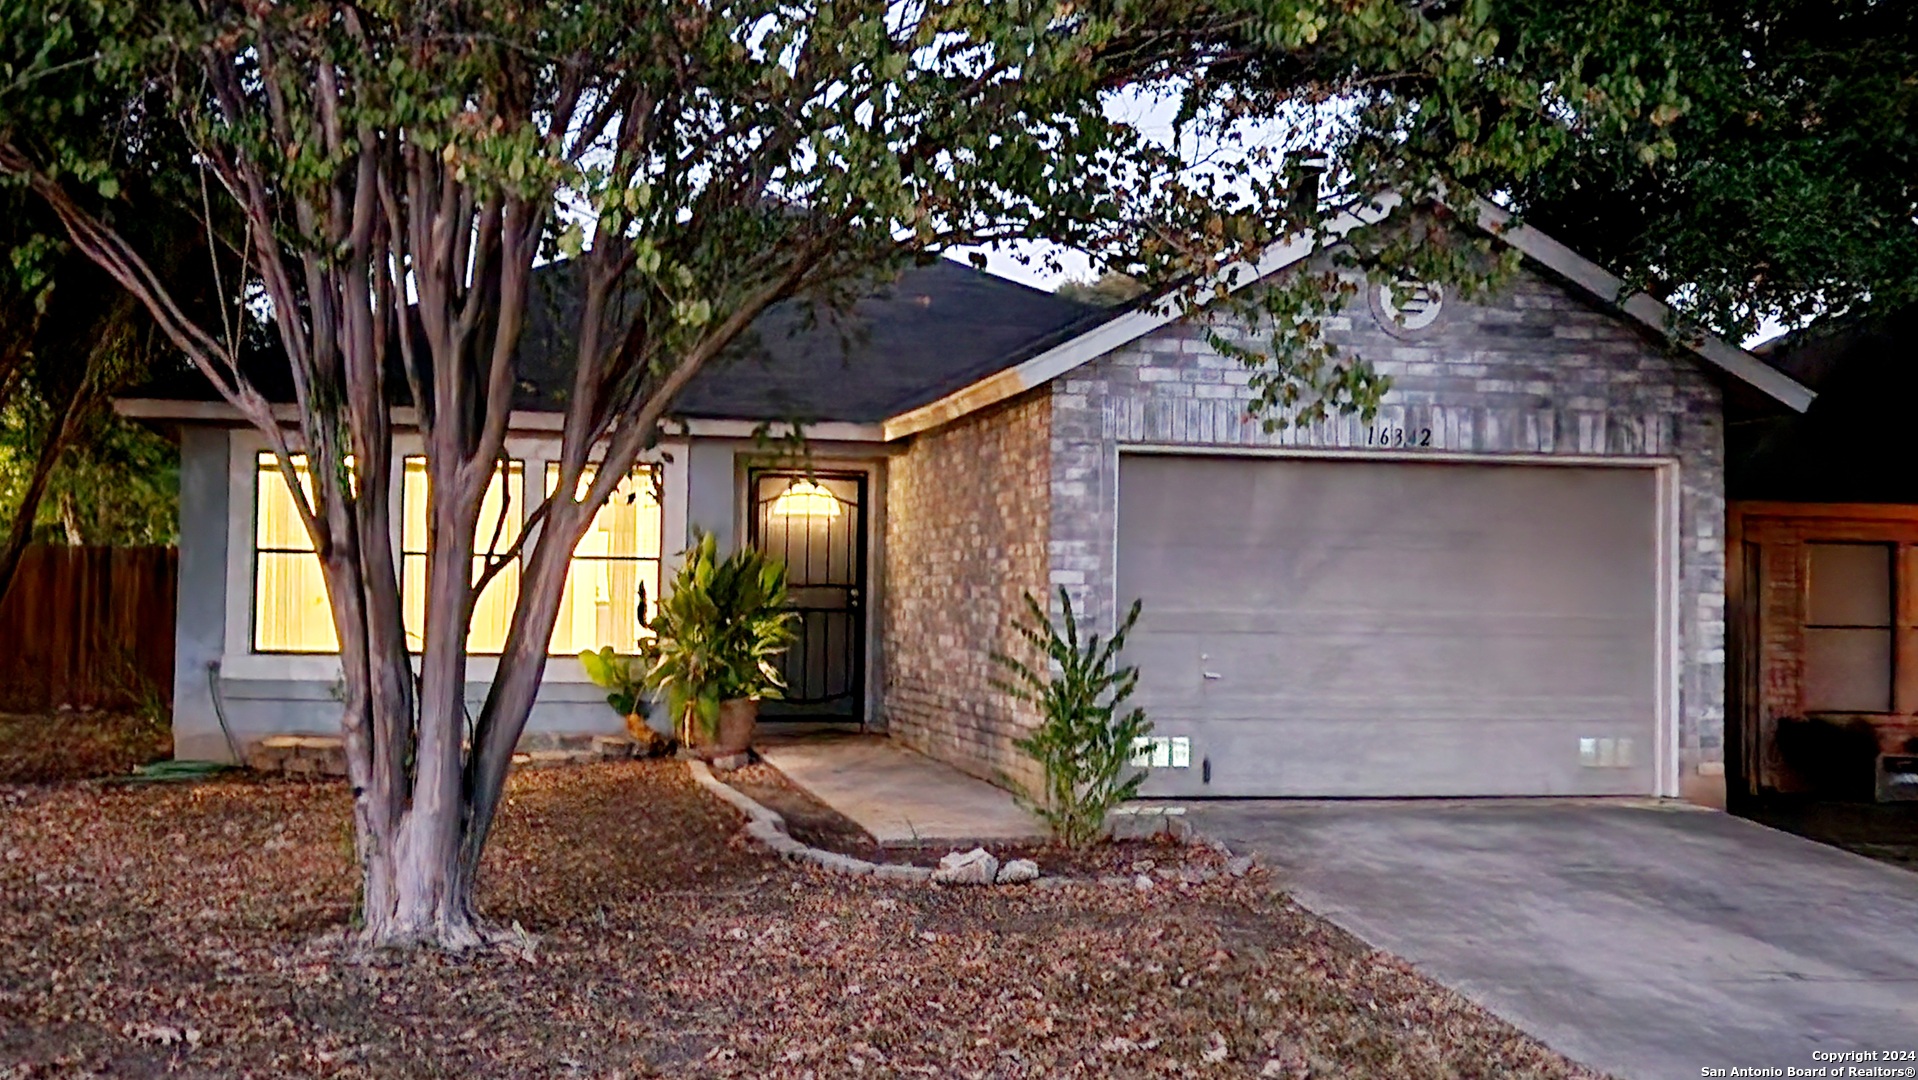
[1048,264,1730,786]
[882,390,1052,793]
[1729,503,1918,796]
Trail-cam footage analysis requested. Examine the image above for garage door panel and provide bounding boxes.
[1130,621,1653,705]
[1136,716,1654,797]
[1116,454,1661,797]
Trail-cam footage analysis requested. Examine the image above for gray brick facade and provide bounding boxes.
[881,390,1052,793]
[1047,265,1728,785]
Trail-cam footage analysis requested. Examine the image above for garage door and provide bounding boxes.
[1117,454,1661,797]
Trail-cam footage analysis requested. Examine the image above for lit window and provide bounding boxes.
[546,463,662,655]
[401,457,523,654]
[253,452,337,652]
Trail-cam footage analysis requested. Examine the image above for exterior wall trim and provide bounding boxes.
[1471,201,1813,410]
[117,398,890,444]
[1112,444,1684,798]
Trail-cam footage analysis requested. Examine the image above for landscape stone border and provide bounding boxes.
[686,759,934,882]
[688,759,1256,886]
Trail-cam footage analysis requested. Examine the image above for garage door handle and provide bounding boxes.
[1202,671,1222,680]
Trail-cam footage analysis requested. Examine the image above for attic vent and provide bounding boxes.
[1374,279,1445,334]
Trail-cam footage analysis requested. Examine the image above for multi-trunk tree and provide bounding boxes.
[0,0,1392,948]
[5,0,1836,949]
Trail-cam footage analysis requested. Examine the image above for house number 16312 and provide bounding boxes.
[1367,426,1433,447]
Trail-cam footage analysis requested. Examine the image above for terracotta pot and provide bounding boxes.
[707,697,758,757]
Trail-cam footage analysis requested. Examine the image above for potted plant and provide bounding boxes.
[644,532,797,756]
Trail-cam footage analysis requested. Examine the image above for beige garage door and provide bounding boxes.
[1117,454,1662,797]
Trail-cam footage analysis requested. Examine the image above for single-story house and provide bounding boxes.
[121,203,1814,806]
[1726,305,1918,800]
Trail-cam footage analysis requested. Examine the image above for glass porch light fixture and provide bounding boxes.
[769,479,842,519]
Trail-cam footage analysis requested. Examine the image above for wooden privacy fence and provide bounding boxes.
[0,546,178,713]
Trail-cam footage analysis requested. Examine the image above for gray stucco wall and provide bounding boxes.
[170,429,896,760]
[1048,265,1728,785]
[170,426,232,761]
[170,428,626,762]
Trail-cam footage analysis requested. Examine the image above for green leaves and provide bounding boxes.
[643,533,797,744]
[577,647,643,717]
[993,589,1152,848]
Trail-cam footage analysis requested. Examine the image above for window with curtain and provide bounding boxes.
[253,452,338,652]
[400,457,523,654]
[1803,542,1895,713]
[546,463,662,655]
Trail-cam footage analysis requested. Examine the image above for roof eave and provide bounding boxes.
[115,398,887,442]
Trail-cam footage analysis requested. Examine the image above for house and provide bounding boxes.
[119,202,1814,806]
[1726,305,1918,800]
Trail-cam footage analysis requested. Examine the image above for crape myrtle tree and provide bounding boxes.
[0,0,1756,948]
[0,0,1421,949]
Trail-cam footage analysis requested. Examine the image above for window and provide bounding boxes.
[1803,542,1895,713]
[253,453,337,652]
[401,457,523,654]
[546,463,662,655]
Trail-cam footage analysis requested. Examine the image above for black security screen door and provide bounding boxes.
[749,471,866,722]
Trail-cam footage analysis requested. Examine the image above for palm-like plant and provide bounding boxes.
[992,588,1152,847]
[644,533,797,744]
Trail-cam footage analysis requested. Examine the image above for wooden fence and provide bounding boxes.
[0,546,178,713]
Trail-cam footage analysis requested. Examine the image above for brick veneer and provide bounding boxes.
[882,389,1052,793]
[1048,263,1730,787]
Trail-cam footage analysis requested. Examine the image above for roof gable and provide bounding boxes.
[882,196,1814,440]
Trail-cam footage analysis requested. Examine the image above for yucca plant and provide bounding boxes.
[992,588,1152,847]
[644,533,797,744]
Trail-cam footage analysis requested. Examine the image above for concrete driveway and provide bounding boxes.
[1190,801,1918,1080]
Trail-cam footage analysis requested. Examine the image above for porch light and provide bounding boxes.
[769,479,842,519]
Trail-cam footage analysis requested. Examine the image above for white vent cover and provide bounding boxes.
[1377,280,1444,331]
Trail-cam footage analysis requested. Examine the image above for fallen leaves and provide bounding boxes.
[0,761,1607,1079]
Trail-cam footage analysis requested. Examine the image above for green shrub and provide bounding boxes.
[993,588,1152,847]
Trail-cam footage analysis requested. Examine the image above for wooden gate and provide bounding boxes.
[0,546,178,712]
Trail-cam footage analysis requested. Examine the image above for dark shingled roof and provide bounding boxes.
[679,258,1108,423]
[130,258,1111,426]
[1730,304,1918,503]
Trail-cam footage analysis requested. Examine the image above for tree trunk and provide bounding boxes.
[348,456,490,950]
[58,489,83,545]
[0,380,92,607]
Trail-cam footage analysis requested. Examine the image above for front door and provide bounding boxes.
[748,471,867,724]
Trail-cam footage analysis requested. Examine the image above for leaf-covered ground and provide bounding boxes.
[0,710,170,785]
[0,761,1602,1078]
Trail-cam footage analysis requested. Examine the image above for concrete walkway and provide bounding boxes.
[1191,800,1918,1080]
[756,734,1046,846]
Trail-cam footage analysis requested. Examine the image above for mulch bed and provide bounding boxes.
[1,760,1604,1078]
[0,710,171,784]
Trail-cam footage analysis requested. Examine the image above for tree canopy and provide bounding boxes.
[1,0,1432,948]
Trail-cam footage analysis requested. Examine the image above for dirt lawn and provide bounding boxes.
[0,761,1602,1078]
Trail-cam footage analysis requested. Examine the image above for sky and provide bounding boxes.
[941,90,1791,349]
